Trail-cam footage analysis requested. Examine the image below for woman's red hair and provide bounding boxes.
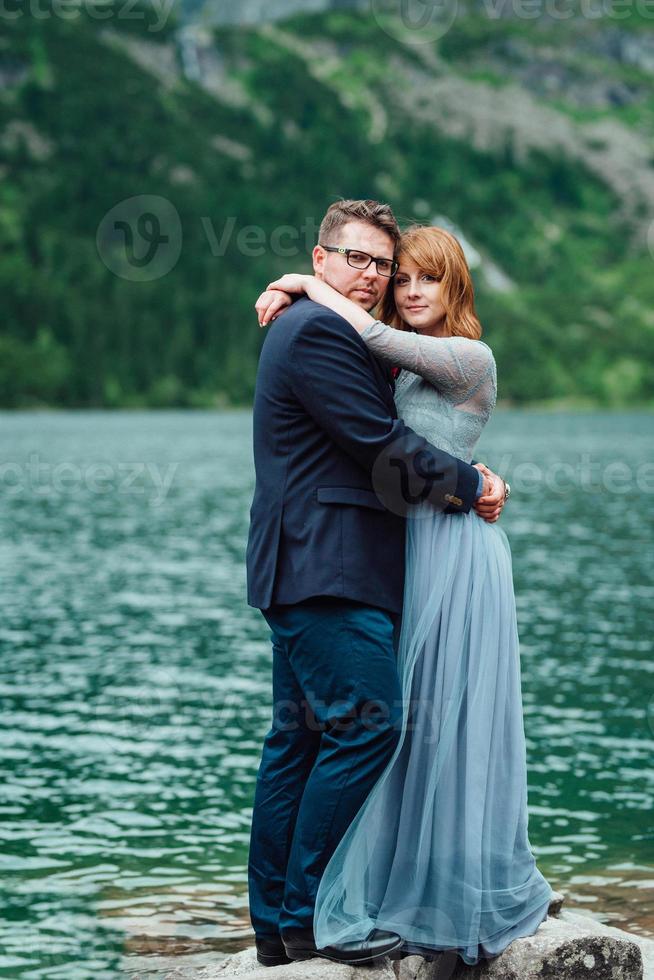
[381,225,482,340]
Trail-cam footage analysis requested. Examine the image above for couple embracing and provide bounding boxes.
[245,199,552,969]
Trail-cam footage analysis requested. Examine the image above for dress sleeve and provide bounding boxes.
[360,320,497,415]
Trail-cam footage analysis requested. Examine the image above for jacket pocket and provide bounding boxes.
[316,487,386,511]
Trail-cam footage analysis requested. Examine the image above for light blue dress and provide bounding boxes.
[314,322,553,965]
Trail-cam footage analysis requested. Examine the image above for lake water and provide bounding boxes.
[1,410,652,979]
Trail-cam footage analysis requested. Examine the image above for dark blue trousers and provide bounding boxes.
[248,598,403,938]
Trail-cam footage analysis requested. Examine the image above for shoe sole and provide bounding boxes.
[257,952,293,967]
[286,940,403,966]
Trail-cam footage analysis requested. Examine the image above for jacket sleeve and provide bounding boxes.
[289,308,480,515]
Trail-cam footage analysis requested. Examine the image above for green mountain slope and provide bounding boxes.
[1,3,653,407]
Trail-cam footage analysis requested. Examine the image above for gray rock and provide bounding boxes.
[395,910,646,980]
[193,945,396,979]
[547,890,565,917]
[564,912,654,980]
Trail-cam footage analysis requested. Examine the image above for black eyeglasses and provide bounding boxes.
[319,244,399,278]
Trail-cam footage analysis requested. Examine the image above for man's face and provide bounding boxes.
[312,220,395,311]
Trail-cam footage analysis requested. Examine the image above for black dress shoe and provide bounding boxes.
[387,948,413,960]
[282,927,402,965]
[255,936,292,967]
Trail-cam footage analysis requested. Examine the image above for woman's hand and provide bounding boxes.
[255,289,294,327]
[255,274,315,327]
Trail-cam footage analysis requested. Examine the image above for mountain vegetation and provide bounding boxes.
[1,0,653,407]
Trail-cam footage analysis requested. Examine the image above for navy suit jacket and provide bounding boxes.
[246,298,480,614]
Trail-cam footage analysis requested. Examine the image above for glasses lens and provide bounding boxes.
[347,251,372,270]
[375,259,396,278]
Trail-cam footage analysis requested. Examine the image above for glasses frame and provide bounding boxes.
[319,244,399,279]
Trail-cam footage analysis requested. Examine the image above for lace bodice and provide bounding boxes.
[361,321,497,462]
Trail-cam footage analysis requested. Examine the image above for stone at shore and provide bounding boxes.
[397,911,646,979]
[199,948,395,979]
[172,894,654,980]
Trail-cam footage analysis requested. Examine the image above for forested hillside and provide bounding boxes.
[1,1,653,407]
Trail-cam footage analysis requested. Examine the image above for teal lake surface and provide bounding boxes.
[1,409,653,978]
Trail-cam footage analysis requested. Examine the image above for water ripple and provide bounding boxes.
[1,410,652,977]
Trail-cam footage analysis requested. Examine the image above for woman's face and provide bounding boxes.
[393,257,446,336]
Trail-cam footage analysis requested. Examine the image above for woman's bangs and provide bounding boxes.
[398,235,447,282]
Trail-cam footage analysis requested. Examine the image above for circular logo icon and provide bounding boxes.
[96,195,182,282]
[370,0,459,46]
[371,435,460,519]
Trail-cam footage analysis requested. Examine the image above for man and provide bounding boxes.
[246,200,507,968]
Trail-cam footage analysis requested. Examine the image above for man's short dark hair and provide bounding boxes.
[319,199,401,253]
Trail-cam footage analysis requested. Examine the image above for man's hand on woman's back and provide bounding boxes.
[473,463,507,524]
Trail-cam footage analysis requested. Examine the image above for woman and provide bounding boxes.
[254,225,553,965]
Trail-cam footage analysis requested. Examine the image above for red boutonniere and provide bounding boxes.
[391,366,401,380]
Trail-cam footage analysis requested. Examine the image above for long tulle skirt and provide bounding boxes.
[314,506,553,965]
